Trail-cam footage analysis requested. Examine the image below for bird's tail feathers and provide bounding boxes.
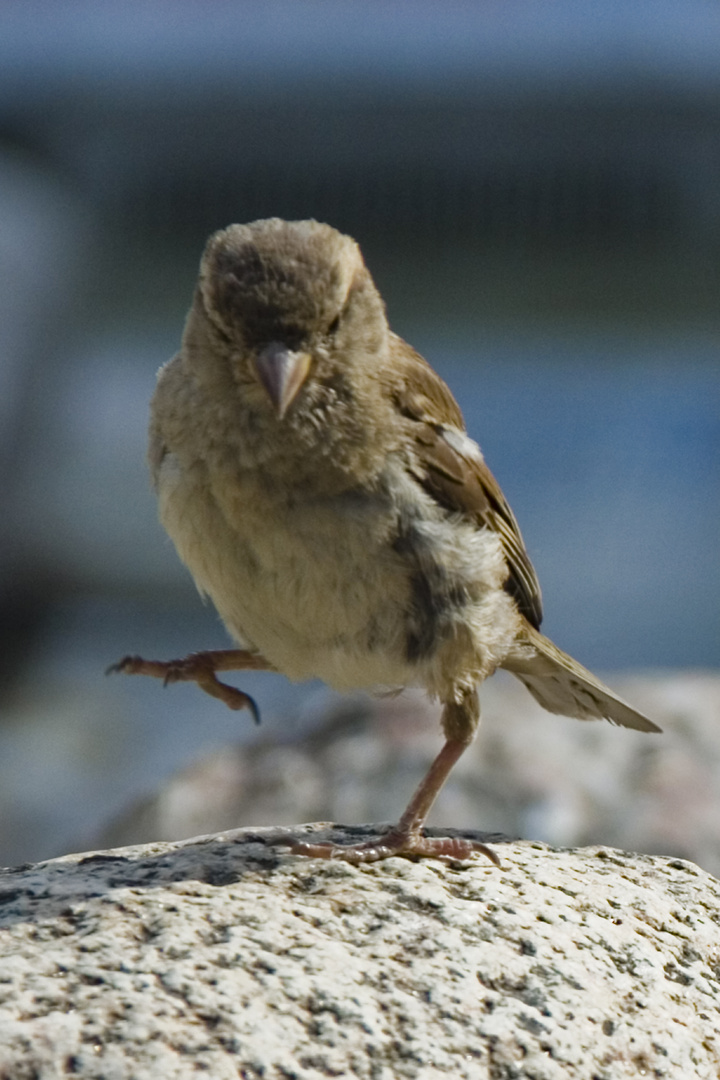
[501,624,660,733]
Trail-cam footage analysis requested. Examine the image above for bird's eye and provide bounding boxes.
[328,314,341,334]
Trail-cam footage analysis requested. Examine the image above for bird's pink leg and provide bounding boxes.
[108,649,274,721]
[291,689,500,866]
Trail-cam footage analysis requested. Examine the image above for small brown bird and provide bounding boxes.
[113,218,659,864]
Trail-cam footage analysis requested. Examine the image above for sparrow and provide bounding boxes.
[112,217,660,865]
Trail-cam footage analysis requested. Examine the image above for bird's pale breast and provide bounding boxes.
[156,449,520,698]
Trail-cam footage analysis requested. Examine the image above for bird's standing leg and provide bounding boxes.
[291,688,500,865]
[107,649,275,721]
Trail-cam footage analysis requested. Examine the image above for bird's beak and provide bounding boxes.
[253,342,312,419]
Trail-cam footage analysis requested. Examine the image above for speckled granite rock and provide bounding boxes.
[1,827,719,1079]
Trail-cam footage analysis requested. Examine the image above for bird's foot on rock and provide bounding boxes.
[290,829,501,867]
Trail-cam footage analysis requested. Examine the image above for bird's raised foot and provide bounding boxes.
[106,650,262,721]
[290,829,501,867]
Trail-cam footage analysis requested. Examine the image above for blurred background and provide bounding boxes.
[0,1,718,870]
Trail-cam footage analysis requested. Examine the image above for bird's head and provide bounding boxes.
[195,218,388,420]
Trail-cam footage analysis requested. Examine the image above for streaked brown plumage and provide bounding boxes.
[112,218,660,864]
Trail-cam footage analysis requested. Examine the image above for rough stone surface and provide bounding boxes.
[1,826,719,1079]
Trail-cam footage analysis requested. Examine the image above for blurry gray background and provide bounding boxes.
[0,1,718,868]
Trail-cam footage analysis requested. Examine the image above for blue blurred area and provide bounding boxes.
[0,0,718,864]
[429,335,719,668]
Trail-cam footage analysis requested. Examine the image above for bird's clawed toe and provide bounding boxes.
[290,829,500,867]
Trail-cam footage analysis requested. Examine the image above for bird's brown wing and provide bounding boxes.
[388,334,543,629]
